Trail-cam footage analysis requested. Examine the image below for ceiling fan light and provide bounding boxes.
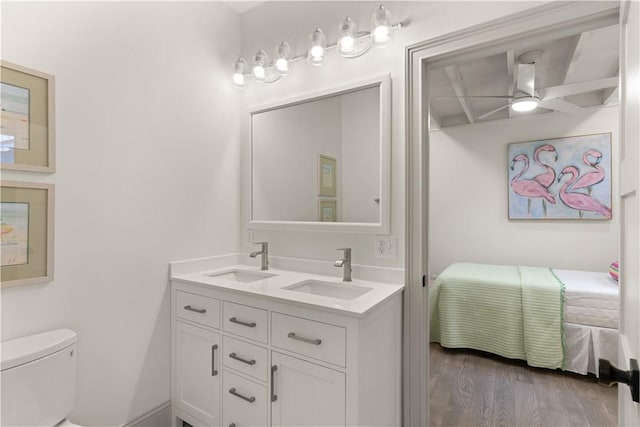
[512,96,538,112]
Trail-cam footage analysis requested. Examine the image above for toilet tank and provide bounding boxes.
[1,329,78,427]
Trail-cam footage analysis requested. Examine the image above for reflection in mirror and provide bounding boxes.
[249,75,389,233]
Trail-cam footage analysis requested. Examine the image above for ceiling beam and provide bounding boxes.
[444,65,475,124]
[562,32,590,84]
[603,67,619,104]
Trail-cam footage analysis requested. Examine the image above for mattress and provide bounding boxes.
[554,269,619,329]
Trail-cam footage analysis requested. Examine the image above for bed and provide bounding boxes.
[429,263,618,376]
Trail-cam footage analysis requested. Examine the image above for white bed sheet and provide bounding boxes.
[554,269,619,329]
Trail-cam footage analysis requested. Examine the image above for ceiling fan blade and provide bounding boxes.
[476,104,510,120]
[540,77,618,100]
[537,98,586,113]
[435,95,513,99]
[516,63,535,97]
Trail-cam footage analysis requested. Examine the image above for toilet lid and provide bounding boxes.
[1,329,77,371]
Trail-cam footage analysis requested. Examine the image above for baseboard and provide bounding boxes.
[123,401,171,427]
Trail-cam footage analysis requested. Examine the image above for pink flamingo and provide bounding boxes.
[532,144,558,215]
[558,166,612,218]
[511,154,556,215]
[533,144,558,188]
[572,149,604,195]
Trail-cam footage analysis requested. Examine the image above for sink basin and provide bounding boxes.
[283,280,372,300]
[207,269,276,283]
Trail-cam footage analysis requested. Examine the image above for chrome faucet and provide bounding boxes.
[334,248,352,282]
[250,242,269,271]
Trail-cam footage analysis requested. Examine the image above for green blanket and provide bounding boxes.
[429,263,565,369]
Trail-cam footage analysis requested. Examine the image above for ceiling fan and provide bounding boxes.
[443,50,619,120]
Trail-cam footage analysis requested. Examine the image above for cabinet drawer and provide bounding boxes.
[222,370,268,427]
[176,291,220,329]
[223,335,268,382]
[271,312,346,367]
[223,302,268,343]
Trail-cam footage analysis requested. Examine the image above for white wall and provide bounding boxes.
[238,1,541,269]
[429,106,620,275]
[0,2,241,425]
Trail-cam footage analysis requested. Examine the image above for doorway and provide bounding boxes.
[404,2,623,425]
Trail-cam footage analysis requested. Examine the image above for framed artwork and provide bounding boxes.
[1,61,55,172]
[319,199,337,222]
[1,181,54,287]
[318,154,336,197]
[508,133,612,220]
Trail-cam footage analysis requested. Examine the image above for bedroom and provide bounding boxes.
[423,5,626,426]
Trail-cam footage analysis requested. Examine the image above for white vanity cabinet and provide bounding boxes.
[171,280,402,427]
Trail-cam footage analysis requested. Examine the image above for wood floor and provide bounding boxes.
[429,343,618,427]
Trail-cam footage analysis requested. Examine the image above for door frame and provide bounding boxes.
[404,2,620,425]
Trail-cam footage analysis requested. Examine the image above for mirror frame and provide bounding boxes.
[248,74,391,233]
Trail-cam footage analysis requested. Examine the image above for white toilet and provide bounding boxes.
[1,329,83,427]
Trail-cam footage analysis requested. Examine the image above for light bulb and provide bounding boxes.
[253,65,265,80]
[310,45,324,59]
[253,50,268,81]
[371,5,392,47]
[373,25,390,44]
[338,17,357,56]
[307,28,327,66]
[232,58,248,88]
[233,73,245,87]
[275,41,291,76]
[275,58,288,73]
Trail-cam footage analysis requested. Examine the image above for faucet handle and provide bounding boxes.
[255,241,268,247]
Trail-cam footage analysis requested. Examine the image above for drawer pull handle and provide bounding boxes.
[229,352,256,366]
[229,317,257,328]
[184,305,206,314]
[287,332,322,346]
[211,344,218,376]
[271,365,278,402]
[229,387,256,403]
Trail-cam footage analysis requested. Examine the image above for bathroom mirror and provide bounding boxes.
[249,74,390,233]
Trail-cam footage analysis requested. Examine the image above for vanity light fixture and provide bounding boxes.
[231,4,404,89]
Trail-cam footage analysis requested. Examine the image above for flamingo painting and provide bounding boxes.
[508,133,611,219]
[572,149,605,195]
[510,154,556,215]
[558,166,612,218]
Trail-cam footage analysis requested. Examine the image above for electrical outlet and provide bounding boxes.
[374,235,397,258]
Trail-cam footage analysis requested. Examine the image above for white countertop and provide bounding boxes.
[171,264,404,317]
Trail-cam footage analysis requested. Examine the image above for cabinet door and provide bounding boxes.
[175,321,221,427]
[271,351,346,427]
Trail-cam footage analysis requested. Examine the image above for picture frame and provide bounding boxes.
[318,154,336,197]
[1,181,54,287]
[319,199,337,222]
[1,60,56,173]
[508,133,612,220]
